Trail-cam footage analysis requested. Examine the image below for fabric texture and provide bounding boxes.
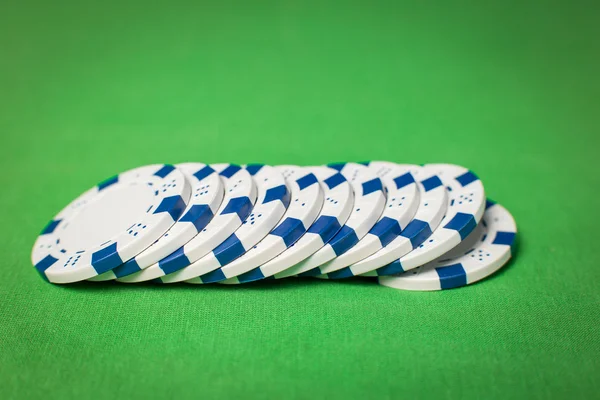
[1,1,599,399]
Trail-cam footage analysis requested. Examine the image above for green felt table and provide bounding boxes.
[1,1,599,399]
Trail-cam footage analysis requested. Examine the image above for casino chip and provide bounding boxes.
[89,163,224,281]
[31,164,190,284]
[315,162,420,276]
[264,166,354,280]
[116,164,257,283]
[379,200,516,290]
[157,164,290,283]
[326,163,448,278]
[364,163,486,277]
[291,162,386,277]
[32,161,517,290]
[198,166,324,284]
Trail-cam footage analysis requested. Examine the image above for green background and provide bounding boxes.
[1,0,599,399]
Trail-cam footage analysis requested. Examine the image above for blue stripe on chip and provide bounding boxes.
[154,195,187,221]
[193,165,215,181]
[179,204,214,232]
[436,263,467,289]
[220,196,253,220]
[97,175,118,191]
[157,246,191,274]
[296,173,318,190]
[324,173,345,189]
[307,215,342,244]
[219,165,241,178]
[393,172,415,189]
[369,217,402,247]
[34,255,58,280]
[400,219,433,249]
[113,258,142,278]
[263,184,290,206]
[213,233,247,266]
[492,231,516,246]
[245,164,264,176]
[41,219,61,235]
[199,267,226,283]
[455,171,479,187]
[91,243,123,274]
[362,178,383,196]
[329,225,359,256]
[327,163,346,172]
[271,217,306,247]
[421,176,443,192]
[154,165,175,178]
[444,212,477,240]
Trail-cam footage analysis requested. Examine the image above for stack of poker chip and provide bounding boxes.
[31,162,517,291]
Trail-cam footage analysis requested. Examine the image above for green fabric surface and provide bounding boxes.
[1,0,599,399]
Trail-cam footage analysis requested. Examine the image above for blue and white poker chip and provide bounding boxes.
[89,163,224,281]
[31,164,190,284]
[265,166,354,280]
[201,166,324,284]
[365,163,486,277]
[118,164,257,283]
[291,162,386,277]
[316,162,420,276]
[330,163,448,278]
[379,200,516,290]
[157,164,290,283]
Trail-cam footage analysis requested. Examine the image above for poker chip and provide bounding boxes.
[118,164,257,283]
[378,200,516,291]
[157,164,290,283]
[291,162,386,277]
[193,166,324,284]
[327,164,448,278]
[363,163,486,277]
[32,161,517,291]
[316,162,420,276]
[267,166,354,280]
[32,164,190,284]
[89,163,224,281]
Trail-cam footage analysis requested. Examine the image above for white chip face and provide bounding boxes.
[32,164,191,284]
[117,163,263,283]
[89,163,225,281]
[155,164,290,284]
[365,163,486,277]
[316,162,420,275]
[379,201,516,291]
[285,162,386,277]
[266,166,354,280]
[335,164,448,277]
[199,165,324,284]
